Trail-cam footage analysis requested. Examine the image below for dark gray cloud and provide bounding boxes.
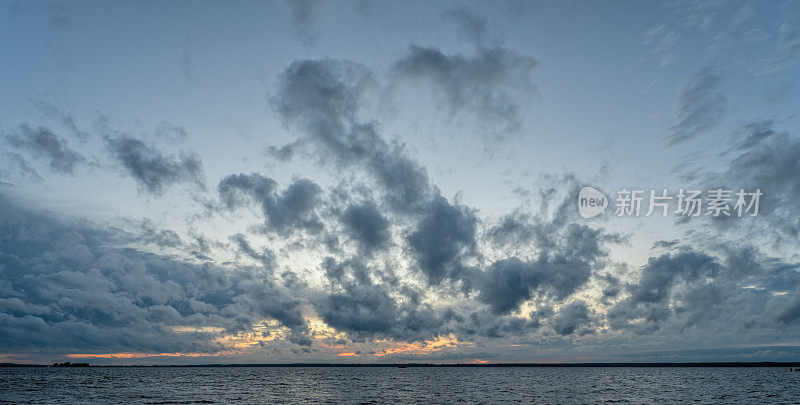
[272,59,379,164]
[0,195,309,354]
[218,173,323,236]
[706,122,800,239]
[318,282,399,338]
[271,58,481,284]
[776,287,800,325]
[271,59,620,323]
[607,244,800,336]
[666,67,727,144]
[315,257,455,342]
[340,201,391,253]
[5,125,86,174]
[270,58,434,212]
[473,258,541,315]
[629,251,720,304]
[105,136,205,195]
[550,301,592,336]
[474,222,614,315]
[392,45,538,136]
[487,211,535,248]
[606,251,722,332]
[407,196,477,285]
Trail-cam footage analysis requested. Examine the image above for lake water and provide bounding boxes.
[1,366,798,404]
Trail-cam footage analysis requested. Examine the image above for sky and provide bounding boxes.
[1,0,800,365]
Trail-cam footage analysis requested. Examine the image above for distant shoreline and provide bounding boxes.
[4,362,800,368]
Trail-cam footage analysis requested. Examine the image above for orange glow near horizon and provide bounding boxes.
[337,352,359,357]
[372,334,460,357]
[65,351,240,359]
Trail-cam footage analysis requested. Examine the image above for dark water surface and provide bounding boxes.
[1,366,798,404]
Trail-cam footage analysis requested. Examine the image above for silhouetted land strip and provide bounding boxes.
[4,362,800,368]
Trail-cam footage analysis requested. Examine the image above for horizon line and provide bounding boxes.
[5,361,800,368]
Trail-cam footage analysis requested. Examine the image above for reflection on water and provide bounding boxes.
[1,366,796,404]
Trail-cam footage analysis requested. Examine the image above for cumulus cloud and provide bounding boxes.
[218,173,323,236]
[407,196,477,285]
[314,257,456,342]
[474,222,615,315]
[550,301,592,336]
[105,136,205,195]
[269,59,621,328]
[340,201,391,253]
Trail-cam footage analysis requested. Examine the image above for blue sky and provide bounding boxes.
[1,0,800,364]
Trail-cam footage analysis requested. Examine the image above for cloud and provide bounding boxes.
[606,251,723,332]
[441,7,492,47]
[30,99,90,140]
[340,201,391,253]
[392,45,538,137]
[761,1,800,73]
[0,195,309,355]
[607,243,800,336]
[473,258,541,315]
[487,211,535,248]
[180,46,197,82]
[105,136,205,195]
[265,55,800,351]
[629,251,721,304]
[315,257,454,342]
[732,121,776,150]
[776,287,800,325]
[550,301,592,336]
[271,59,619,324]
[283,0,324,45]
[218,173,323,236]
[230,233,276,270]
[0,152,42,181]
[666,67,727,144]
[407,196,477,285]
[642,25,680,67]
[272,57,458,219]
[133,219,183,248]
[474,222,614,315]
[317,282,399,337]
[5,125,86,174]
[717,123,800,238]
